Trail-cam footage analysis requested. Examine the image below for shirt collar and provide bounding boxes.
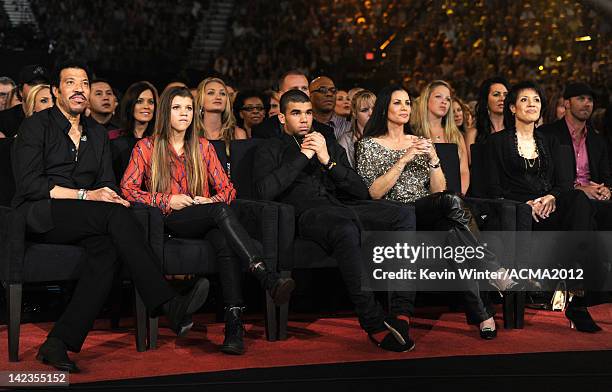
[50,105,90,136]
[564,116,587,138]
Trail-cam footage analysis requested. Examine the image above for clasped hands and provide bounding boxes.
[170,194,212,210]
[576,181,611,201]
[400,137,438,165]
[526,194,556,222]
[299,132,331,165]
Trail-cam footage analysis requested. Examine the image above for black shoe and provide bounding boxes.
[220,306,245,355]
[36,337,80,373]
[250,260,295,305]
[479,326,498,340]
[369,318,415,352]
[163,277,210,336]
[566,306,602,333]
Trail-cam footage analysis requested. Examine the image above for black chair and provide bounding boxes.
[0,138,149,362]
[144,139,281,348]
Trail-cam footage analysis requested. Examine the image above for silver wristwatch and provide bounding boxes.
[77,188,87,200]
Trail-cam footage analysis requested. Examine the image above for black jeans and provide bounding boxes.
[31,200,176,352]
[415,191,498,324]
[297,200,416,334]
[531,190,605,302]
[164,203,260,306]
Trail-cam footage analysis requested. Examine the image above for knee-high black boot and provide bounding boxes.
[214,205,295,305]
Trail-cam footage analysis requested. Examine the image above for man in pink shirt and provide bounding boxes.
[541,82,611,201]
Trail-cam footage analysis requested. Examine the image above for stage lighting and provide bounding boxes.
[538,65,544,71]
[365,52,375,61]
[575,35,592,42]
[556,56,562,62]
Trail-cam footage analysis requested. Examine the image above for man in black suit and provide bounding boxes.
[251,70,334,139]
[540,82,612,228]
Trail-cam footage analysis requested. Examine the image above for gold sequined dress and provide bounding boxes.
[356,137,430,203]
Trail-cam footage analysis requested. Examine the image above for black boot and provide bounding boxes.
[221,306,245,355]
[249,259,295,305]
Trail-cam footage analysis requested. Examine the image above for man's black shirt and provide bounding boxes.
[253,132,369,216]
[0,104,25,138]
[252,115,335,140]
[12,105,117,233]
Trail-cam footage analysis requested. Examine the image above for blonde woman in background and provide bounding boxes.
[24,84,54,117]
[337,90,376,167]
[411,80,470,194]
[194,77,246,142]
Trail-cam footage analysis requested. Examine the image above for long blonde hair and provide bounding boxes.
[411,80,463,147]
[150,86,207,196]
[194,77,237,144]
[24,84,51,117]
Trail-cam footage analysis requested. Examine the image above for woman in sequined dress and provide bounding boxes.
[356,85,516,339]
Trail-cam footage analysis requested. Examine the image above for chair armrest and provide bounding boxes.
[0,206,25,283]
[231,199,281,272]
[464,197,520,231]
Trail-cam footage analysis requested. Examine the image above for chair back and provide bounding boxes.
[435,143,461,194]
[0,138,16,207]
[468,143,487,197]
[210,140,230,177]
[229,139,263,199]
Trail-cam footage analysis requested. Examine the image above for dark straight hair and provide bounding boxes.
[279,89,310,114]
[119,81,159,138]
[475,76,509,143]
[362,85,412,139]
[503,80,547,130]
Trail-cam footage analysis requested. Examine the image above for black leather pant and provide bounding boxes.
[415,191,498,323]
[165,203,262,305]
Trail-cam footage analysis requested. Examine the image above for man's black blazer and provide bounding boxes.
[540,118,611,186]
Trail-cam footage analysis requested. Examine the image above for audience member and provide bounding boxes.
[233,90,267,138]
[337,89,375,167]
[486,81,603,332]
[0,76,16,110]
[12,60,209,373]
[120,86,294,355]
[334,89,351,118]
[310,76,350,139]
[88,79,121,132]
[411,80,470,194]
[253,89,417,353]
[0,64,49,137]
[23,84,53,117]
[110,81,159,179]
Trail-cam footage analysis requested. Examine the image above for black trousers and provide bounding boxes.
[30,200,176,352]
[415,191,497,324]
[164,203,259,306]
[297,200,416,334]
[531,190,606,300]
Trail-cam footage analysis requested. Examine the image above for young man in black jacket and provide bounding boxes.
[253,90,417,352]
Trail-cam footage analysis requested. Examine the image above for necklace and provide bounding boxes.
[515,134,540,170]
[292,135,301,149]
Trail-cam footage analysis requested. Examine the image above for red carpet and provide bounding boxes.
[1,304,611,384]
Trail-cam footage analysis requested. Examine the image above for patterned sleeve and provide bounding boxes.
[355,138,380,189]
[120,138,174,214]
[201,139,236,204]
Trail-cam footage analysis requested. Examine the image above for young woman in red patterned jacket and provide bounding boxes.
[121,86,294,355]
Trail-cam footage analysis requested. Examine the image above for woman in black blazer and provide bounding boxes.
[486,81,603,333]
